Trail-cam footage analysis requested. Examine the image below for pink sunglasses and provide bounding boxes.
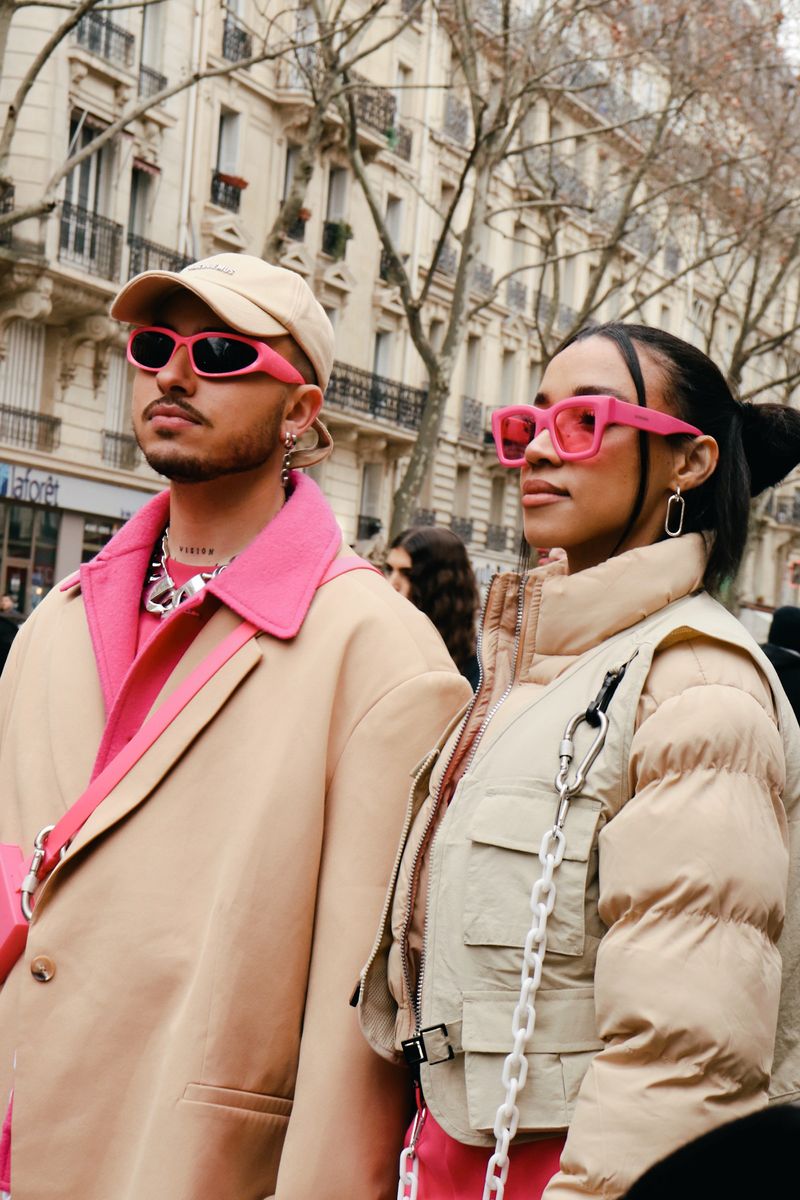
[127,327,305,383]
[491,394,703,466]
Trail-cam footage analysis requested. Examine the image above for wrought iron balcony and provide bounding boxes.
[472,260,494,296]
[138,64,167,98]
[0,404,61,452]
[401,0,423,13]
[75,11,135,69]
[486,523,509,552]
[102,430,140,470]
[379,249,408,284]
[222,14,252,62]
[0,182,13,248]
[460,395,485,442]
[443,94,469,145]
[351,73,397,137]
[413,507,437,526]
[390,124,413,161]
[519,148,591,209]
[357,513,383,540]
[326,362,426,432]
[450,515,474,544]
[59,202,123,279]
[286,214,306,242]
[506,278,528,312]
[322,219,352,260]
[128,234,191,278]
[210,172,245,212]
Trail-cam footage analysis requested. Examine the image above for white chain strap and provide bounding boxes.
[398,1101,426,1199]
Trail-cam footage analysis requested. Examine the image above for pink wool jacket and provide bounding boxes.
[0,473,471,1200]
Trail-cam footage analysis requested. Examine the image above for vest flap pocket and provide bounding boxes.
[469,786,600,860]
[461,988,602,1054]
[463,788,601,955]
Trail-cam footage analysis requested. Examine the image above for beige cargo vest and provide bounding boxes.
[358,590,800,1147]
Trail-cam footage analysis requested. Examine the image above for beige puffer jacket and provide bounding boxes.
[358,534,800,1198]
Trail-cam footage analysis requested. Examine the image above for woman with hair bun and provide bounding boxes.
[385,526,481,689]
[357,323,800,1199]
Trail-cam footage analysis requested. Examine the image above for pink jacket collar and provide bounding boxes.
[64,472,342,712]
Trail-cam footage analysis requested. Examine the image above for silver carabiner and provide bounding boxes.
[19,824,54,922]
[553,709,609,822]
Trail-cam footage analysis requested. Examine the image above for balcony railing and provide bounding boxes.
[352,72,397,136]
[519,148,591,209]
[388,124,413,161]
[59,202,123,279]
[75,11,135,69]
[286,214,306,241]
[506,278,528,312]
[443,93,469,145]
[102,430,140,470]
[0,182,13,248]
[472,260,494,296]
[322,219,352,260]
[326,362,426,431]
[486,523,509,552]
[450,515,474,544]
[210,172,245,212]
[413,507,437,526]
[138,64,167,98]
[222,13,252,62]
[461,395,485,442]
[128,234,192,278]
[0,404,61,452]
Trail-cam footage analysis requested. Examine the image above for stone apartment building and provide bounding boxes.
[0,0,798,623]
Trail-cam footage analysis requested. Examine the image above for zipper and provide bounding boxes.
[403,574,529,1039]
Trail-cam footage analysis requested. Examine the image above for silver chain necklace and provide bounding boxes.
[144,528,235,617]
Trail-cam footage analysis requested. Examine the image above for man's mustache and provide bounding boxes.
[142,395,210,426]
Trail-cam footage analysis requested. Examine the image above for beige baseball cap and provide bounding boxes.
[111,253,335,468]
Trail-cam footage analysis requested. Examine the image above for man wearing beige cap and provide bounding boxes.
[0,254,470,1200]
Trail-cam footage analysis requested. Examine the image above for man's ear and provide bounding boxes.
[283,384,323,439]
[673,434,719,493]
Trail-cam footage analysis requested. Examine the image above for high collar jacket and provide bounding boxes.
[359,534,800,1199]
[0,474,471,1200]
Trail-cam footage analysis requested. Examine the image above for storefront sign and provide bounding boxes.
[0,462,157,521]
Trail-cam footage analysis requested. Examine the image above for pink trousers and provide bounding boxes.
[404,1110,566,1199]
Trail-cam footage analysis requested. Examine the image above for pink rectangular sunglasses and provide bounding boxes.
[491,394,703,466]
[127,327,305,383]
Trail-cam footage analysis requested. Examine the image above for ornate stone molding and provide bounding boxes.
[59,313,120,391]
[0,271,54,360]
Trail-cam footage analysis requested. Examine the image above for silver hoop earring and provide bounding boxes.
[281,430,297,489]
[665,486,685,538]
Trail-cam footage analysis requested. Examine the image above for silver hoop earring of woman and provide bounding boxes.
[664,486,685,538]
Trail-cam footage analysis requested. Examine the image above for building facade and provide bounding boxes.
[0,0,798,617]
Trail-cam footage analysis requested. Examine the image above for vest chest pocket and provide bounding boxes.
[462,785,602,957]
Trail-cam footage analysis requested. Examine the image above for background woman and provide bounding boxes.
[386,526,481,689]
[358,324,800,1199]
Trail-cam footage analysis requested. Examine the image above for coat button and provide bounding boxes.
[30,955,55,982]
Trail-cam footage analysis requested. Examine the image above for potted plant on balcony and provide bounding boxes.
[324,219,353,260]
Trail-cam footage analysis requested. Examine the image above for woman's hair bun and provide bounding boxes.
[740,401,800,496]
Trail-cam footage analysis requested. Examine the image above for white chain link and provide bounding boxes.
[481,823,567,1200]
[397,1099,426,1199]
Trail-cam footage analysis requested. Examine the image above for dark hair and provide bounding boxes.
[555,323,800,593]
[390,526,479,670]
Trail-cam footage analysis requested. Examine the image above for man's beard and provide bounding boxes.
[136,409,283,483]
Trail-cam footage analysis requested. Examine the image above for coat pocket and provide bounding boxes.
[461,988,602,1132]
[462,785,601,957]
[181,1083,293,1120]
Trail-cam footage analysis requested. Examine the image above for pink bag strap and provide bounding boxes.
[32,553,379,879]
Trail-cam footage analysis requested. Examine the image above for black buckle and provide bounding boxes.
[401,1023,454,1070]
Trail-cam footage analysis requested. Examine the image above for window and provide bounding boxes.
[373,330,393,378]
[465,335,480,396]
[217,109,241,175]
[358,463,384,539]
[0,321,45,413]
[104,349,130,434]
[140,2,162,70]
[385,194,403,244]
[322,306,338,330]
[128,167,151,236]
[454,465,471,517]
[283,144,300,200]
[64,114,108,215]
[326,167,348,220]
[395,63,413,121]
[659,303,672,332]
[489,476,506,526]
[501,350,517,404]
[429,318,444,352]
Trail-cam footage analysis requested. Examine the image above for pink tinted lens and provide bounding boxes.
[552,402,598,455]
[499,413,537,461]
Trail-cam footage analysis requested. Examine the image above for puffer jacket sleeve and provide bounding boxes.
[543,637,789,1199]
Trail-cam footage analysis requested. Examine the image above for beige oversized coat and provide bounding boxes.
[0,480,470,1200]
